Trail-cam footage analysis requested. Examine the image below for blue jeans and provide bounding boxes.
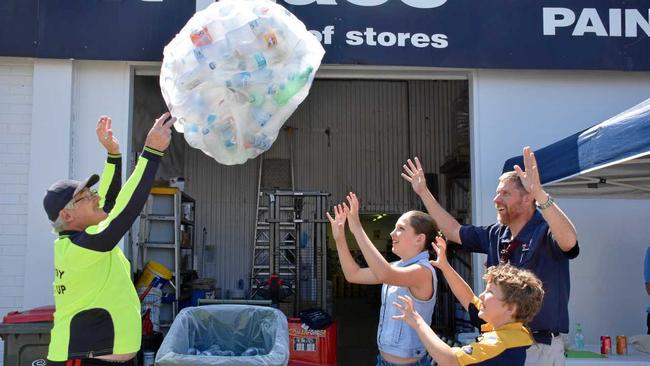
[376,354,432,366]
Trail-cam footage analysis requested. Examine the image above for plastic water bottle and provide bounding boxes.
[574,323,585,350]
[246,132,273,151]
[215,116,237,149]
[206,114,218,126]
[248,92,265,107]
[249,68,273,85]
[190,26,214,47]
[238,53,267,71]
[251,107,272,127]
[177,66,208,91]
[227,23,257,55]
[183,123,203,148]
[227,72,251,89]
[199,38,234,67]
[271,66,314,106]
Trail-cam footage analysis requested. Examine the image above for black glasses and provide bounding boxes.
[73,189,98,205]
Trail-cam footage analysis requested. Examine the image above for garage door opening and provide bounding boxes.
[130,75,472,362]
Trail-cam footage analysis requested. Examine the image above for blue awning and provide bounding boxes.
[503,98,650,198]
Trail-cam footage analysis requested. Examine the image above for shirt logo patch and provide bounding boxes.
[462,346,473,355]
[484,334,499,345]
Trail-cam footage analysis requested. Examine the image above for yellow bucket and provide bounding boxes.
[136,261,173,290]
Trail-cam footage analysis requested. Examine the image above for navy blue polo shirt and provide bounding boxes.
[459,210,579,335]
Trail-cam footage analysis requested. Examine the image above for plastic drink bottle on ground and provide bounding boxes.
[574,323,585,350]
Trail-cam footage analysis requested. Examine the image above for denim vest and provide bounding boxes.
[377,251,437,359]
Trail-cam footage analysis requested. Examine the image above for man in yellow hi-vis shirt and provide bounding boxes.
[43,113,176,366]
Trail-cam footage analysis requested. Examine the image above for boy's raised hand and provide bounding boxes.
[326,203,349,241]
[392,295,422,329]
[430,236,450,269]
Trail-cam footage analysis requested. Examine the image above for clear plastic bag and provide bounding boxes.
[160,0,325,165]
[156,305,289,366]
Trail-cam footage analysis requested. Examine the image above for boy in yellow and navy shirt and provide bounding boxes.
[393,237,544,366]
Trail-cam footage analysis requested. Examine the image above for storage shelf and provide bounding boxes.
[137,187,196,330]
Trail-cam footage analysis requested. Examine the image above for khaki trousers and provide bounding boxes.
[525,334,566,366]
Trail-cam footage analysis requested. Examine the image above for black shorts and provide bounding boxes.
[46,358,134,366]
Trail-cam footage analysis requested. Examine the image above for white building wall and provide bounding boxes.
[24,59,74,312]
[69,61,131,184]
[0,57,33,365]
[471,69,650,345]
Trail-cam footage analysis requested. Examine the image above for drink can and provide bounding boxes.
[600,335,611,355]
[143,351,155,366]
[616,335,628,355]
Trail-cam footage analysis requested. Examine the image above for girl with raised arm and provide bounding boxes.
[327,193,438,366]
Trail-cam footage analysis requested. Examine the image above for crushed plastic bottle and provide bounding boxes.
[251,107,272,127]
[241,347,267,356]
[217,116,237,149]
[245,132,273,151]
[271,66,314,106]
[227,72,252,89]
[183,122,203,148]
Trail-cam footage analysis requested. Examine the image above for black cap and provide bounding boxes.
[43,174,100,222]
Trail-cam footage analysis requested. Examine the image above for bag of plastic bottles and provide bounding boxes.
[160,0,325,165]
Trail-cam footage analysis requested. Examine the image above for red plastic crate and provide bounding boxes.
[288,318,337,366]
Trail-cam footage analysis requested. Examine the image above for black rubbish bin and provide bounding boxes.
[156,305,289,366]
[0,306,54,366]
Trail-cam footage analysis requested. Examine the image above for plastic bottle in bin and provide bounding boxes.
[574,323,585,350]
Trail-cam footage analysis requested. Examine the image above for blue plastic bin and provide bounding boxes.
[156,305,289,366]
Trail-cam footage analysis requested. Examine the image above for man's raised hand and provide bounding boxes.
[145,112,176,152]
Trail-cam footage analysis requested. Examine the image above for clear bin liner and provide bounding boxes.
[156,305,289,366]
